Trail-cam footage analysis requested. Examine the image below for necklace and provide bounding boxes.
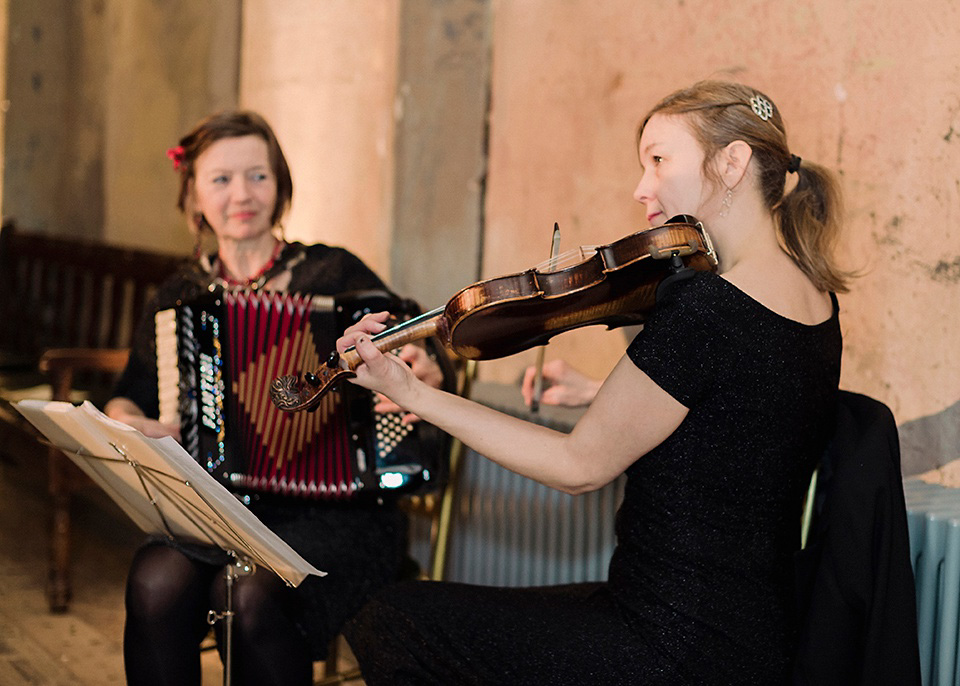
[215,240,286,291]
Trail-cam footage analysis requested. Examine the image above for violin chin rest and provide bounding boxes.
[655,267,696,303]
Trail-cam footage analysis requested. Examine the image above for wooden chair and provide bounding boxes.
[0,219,186,611]
[793,391,921,685]
[39,347,132,610]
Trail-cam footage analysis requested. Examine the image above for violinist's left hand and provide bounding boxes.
[337,312,437,422]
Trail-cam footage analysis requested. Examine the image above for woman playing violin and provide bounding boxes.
[338,80,848,685]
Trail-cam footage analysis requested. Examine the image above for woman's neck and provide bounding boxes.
[706,191,779,276]
[709,199,832,322]
[216,232,283,284]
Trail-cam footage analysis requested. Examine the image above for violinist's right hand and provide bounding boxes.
[520,359,603,408]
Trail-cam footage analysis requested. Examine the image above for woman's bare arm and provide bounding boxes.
[340,316,687,494]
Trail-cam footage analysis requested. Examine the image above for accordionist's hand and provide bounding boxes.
[520,359,602,408]
[123,416,182,441]
[104,397,182,441]
[372,343,442,422]
[338,313,424,420]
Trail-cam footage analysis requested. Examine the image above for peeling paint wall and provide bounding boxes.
[389,0,489,308]
[2,0,956,473]
[238,0,401,280]
[477,0,960,474]
[1,0,239,251]
[101,0,240,252]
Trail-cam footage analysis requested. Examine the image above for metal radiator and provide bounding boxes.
[904,479,960,686]
[410,448,625,587]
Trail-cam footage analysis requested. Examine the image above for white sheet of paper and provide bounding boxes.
[16,399,324,586]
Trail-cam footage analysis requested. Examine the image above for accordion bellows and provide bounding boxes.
[157,289,434,500]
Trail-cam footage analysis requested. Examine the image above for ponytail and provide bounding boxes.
[777,160,850,293]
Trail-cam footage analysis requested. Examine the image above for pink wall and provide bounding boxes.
[227,0,958,471]
[239,0,400,280]
[479,0,960,471]
[13,1,955,467]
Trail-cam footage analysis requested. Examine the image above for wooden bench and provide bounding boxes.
[0,219,187,611]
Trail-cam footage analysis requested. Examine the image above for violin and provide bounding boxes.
[270,214,717,412]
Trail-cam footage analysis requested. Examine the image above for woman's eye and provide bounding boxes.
[213,174,229,184]
[251,172,268,182]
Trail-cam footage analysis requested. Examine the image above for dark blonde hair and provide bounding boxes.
[637,81,849,292]
[173,110,293,229]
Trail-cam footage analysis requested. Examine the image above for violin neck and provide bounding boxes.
[340,307,444,369]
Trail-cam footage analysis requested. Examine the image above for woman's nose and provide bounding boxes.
[230,177,252,199]
[632,179,648,205]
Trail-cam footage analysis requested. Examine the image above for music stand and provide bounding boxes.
[15,399,324,686]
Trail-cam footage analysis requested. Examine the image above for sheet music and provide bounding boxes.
[15,400,324,587]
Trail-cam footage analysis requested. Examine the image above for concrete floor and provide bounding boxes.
[0,425,142,684]
[0,423,358,685]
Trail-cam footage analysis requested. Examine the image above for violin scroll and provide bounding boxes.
[269,352,355,412]
[269,312,442,412]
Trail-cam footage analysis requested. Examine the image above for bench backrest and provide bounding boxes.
[0,220,188,358]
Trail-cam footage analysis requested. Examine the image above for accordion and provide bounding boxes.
[156,289,446,500]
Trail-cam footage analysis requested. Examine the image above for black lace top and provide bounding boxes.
[114,241,390,417]
[616,271,842,683]
[112,241,411,660]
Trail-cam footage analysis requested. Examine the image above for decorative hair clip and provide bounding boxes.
[166,145,186,171]
[749,94,774,122]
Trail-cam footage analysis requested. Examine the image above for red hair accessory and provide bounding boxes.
[166,145,186,170]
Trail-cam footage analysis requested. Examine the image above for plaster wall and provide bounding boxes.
[2,0,955,472]
[478,0,960,474]
[2,0,89,237]
[0,0,7,213]
[239,0,400,281]
[101,0,240,252]
[1,0,239,251]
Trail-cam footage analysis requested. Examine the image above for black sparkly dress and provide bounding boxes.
[345,271,842,685]
[114,241,409,659]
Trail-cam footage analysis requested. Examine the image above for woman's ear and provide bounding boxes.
[718,140,753,188]
[183,180,205,234]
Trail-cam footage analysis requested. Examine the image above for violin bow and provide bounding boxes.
[530,222,562,413]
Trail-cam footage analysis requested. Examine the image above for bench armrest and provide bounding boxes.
[38,348,130,402]
[39,347,130,374]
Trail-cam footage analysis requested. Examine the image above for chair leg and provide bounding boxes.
[324,636,339,676]
[315,635,363,685]
[428,359,477,581]
[47,447,71,612]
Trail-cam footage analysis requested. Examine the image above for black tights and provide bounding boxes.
[124,543,313,686]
